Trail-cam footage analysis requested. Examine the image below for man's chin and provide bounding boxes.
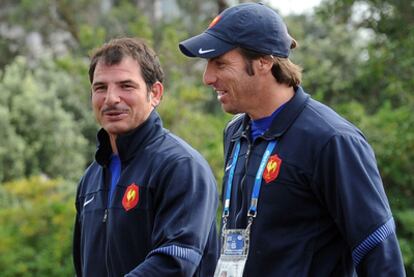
[103,124,131,136]
[222,106,239,115]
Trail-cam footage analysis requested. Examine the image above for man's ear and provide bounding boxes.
[150,81,163,107]
[257,56,274,74]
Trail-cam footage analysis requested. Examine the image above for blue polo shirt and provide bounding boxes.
[250,104,285,141]
[108,154,121,203]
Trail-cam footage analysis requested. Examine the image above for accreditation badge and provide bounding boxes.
[213,229,250,277]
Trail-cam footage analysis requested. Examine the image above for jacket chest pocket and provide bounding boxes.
[259,161,317,222]
[79,190,107,224]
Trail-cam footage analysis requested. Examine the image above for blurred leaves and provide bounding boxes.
[0,56,89,182]
[0,176,75,276]
[0,0,413,275]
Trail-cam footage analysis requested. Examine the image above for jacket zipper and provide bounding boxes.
[240,131,253,192]
[236,134,252,226]
[240,142,252,192]
[103,209,108,222]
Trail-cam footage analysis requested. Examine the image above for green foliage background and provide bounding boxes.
[0,0,413,275]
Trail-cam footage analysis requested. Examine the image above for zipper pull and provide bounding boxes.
[103,209,108,222]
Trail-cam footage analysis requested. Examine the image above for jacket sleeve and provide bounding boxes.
[73,184,83,277]
[125,157,219,277]
[312,134,405,276]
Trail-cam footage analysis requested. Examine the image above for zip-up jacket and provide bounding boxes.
[221,87,405,276]
[73,110,219,277]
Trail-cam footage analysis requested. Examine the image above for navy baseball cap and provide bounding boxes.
[179,3,295,59]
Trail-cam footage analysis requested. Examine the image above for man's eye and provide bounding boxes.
[121,84,135,90]
[215,61,225,68]
[93,87,106,93]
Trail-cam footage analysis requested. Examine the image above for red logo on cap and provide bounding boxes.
[263,154,282,183]
[122,183,139,211]
[209,15,221,28]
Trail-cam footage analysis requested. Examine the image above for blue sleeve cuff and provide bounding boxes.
[147,245,202,265]
[352,217,396,266]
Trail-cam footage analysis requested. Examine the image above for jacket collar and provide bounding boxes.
[231,86,309,141]
[95,110,164,166]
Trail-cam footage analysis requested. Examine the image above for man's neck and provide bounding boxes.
[248,83,295,120]
[109,134,118,154]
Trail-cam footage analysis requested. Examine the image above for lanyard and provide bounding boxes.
[223,140,277,219]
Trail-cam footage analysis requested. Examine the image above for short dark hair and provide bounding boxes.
[89,37,164,91]
[239,48,302,88]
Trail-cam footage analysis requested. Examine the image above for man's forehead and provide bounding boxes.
[94,57,141,74]
[92,59,143,84]
[96,55,138,67]
[211,48,243,61]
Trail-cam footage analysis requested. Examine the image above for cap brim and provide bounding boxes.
[179,32,235,59]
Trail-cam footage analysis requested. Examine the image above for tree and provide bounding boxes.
[0,176,75,276]
[0,107,26,181]
[285,13,364,105]
[0,57,88,182]
[317,0,414,111]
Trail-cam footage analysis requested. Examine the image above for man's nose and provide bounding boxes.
[203,62,216,86]
[104,86,121,105]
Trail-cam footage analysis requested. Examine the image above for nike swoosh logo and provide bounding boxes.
[83,196,95,207]
[225,163,232,172]
[198,48,215,54]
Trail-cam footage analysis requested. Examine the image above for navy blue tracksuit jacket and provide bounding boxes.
[221,87,405,276]
[73,111,219,276]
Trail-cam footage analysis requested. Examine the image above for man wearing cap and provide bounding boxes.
[179,3,405,276]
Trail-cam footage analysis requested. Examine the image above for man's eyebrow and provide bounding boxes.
[210,55,230,63]
[117,79,139,85]
[118,80,141,89]
[92,81,106,88]
[210,56,224,63]
[91,80,140,88]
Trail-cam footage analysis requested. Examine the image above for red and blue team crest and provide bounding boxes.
[209,15,221,28]
[263,154,282,183]
[122,183,139,211]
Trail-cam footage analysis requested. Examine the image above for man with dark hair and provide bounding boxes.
[179,3,405,276]
[73,37,218,276]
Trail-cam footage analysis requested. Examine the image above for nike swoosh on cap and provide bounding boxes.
[198,48,215,54]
